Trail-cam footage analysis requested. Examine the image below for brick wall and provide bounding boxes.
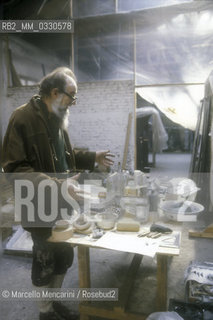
[4,80,135,170]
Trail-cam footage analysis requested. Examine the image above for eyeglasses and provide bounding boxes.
[61,90,77,104]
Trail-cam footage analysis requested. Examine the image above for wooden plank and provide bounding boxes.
[69,0,75,71]
[78,246,91,320]
[122,113,132,170]
[80,314,89,320]
[5,36,11,86]
[79,304,147,320]
[189,224,213,239]
[189,230,213,239]
[157,246,180,256]
[135,82,205,88]
[114,254,143,313]
[77,245,91,288]
[156,254,168,311]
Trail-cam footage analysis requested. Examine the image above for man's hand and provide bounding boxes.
[67,183,85,203]
[95,150,115,167]
[67,176,90,203]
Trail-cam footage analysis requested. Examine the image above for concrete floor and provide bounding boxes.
[1,152,213,320]
[149,152,192,178]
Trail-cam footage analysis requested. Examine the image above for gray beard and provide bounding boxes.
[51,103,70,129]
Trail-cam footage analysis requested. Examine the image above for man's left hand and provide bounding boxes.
[95,150,115,167]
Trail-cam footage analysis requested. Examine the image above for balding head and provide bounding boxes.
[39,67,77,98]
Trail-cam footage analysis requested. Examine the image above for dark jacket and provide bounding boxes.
[2,95,96,174]
[2,95,96,234]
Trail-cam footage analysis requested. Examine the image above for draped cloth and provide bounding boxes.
[136,107,168,153]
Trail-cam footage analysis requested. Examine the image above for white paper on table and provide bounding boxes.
[95,232,159,258]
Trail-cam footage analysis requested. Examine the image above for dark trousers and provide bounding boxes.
[31,230,74,287]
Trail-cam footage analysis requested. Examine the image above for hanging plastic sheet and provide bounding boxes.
[136,85,204,131]
[73,0,193,18]
[134,6,213,129]
[75,2,213,84]
[136,107,168,152]
[75,19,134,81]
[135,9,213,85]
[74,1,213,130]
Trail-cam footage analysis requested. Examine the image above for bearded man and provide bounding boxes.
[2,67,114,320]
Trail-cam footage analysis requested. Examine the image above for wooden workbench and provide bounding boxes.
[49,229,180,320]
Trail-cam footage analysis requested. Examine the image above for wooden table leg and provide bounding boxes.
[78,246,91,320]
[156,254,168,311]
[114,254,143,314]
[78,245,91,288]
[79,315,90,320]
